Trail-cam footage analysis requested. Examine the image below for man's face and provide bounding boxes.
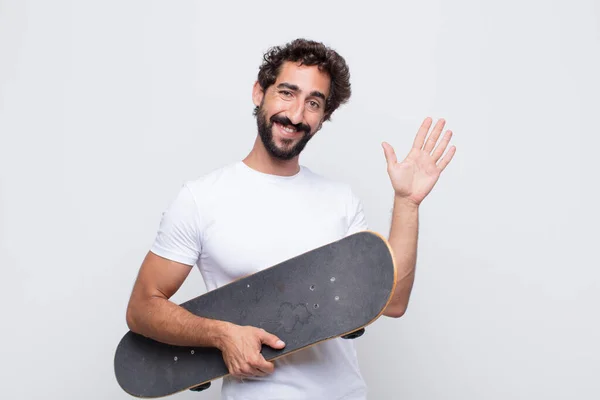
[253,61,330,160]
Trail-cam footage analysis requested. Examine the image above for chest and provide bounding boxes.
[199,187,348,281]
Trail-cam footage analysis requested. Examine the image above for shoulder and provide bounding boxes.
[182,161,242,198]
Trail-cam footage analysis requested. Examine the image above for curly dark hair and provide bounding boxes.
[253,38,351,122]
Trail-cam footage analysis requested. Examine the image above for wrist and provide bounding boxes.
[393,195,419,211]
[211,320,233,351]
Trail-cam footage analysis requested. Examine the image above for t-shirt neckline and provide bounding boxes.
[237,161,305,182]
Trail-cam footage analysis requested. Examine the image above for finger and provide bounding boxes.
[423,118,446,153]
[381,142,397,165]
[259,329,285,349]
[412,117,433,149]
[226,358,253,379]
[248,365,271,377]
[229,367,253,379]
[227,363,243,379]
[259,361,275,375]
[239,365,261,378]
[431,130,452,162]
[249,367,268,377]
[232,371,253,379]
[245,362,269,377]
[437,145,456,170]
[253,355,275,375]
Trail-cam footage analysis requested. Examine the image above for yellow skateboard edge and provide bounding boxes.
[117,229,398,399]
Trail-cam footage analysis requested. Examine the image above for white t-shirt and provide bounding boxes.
[150,160,369,400]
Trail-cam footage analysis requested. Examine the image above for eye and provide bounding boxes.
[280,90,292,97]
[308,100,320,110]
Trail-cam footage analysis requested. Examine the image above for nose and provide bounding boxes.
[286,99,305,125]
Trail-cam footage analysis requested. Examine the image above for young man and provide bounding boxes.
[125,38,456,399]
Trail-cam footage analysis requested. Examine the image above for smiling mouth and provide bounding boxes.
[274,121,300,137]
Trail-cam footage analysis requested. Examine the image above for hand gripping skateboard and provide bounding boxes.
[114,230,397,398]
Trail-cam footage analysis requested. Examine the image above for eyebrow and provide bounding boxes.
[277,82,326,101]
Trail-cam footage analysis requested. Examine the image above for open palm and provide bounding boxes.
[382,117,456,206]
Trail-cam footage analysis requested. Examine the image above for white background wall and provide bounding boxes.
[1,1,598,399]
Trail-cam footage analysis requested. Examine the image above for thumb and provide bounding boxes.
[260,330,285,349]
[381,142,398,165]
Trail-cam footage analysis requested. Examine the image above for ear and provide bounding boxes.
[252,81,264,108]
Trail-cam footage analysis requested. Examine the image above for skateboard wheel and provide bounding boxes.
[189,382,211,392]
[341,328,365,339]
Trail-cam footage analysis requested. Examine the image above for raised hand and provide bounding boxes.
[381,117,456,206]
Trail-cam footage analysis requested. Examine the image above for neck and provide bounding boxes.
[242,136,301,177]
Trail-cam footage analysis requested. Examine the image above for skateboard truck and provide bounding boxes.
[341,327,365,339]
[189,382,211,392]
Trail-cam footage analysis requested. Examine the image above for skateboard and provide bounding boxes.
[114,230,397,398]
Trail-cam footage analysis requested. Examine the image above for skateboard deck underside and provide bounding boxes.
[114,231,396,398]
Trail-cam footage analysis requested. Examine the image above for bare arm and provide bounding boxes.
[125,251,229,348]
[383,197,419,318]
[380,117,456,318]
[125,250,285,378]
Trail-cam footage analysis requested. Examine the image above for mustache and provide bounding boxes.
[270,115,311,135]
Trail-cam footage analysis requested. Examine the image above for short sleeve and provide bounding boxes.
[345,186,369,236]
[150,183,203,266]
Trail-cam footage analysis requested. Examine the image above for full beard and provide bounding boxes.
[256,108,313,161]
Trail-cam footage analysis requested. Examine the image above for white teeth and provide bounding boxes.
[278,122,296,133]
